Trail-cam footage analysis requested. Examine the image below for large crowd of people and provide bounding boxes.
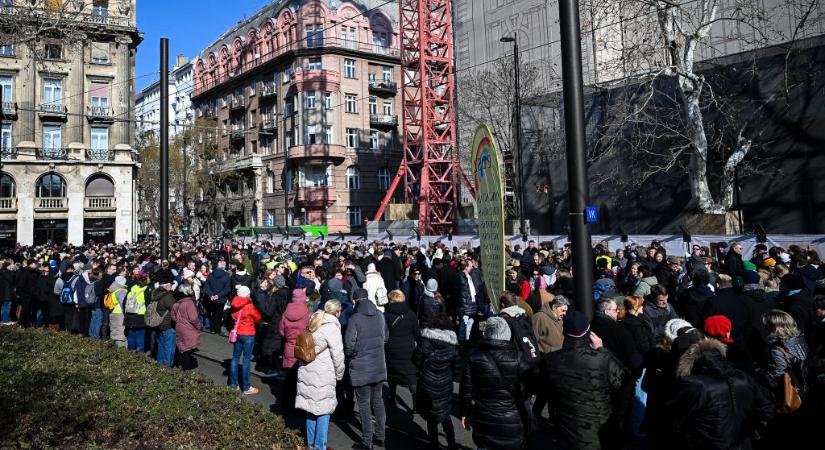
[1,236,823,450]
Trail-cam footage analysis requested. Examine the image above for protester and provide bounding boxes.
[280,288,311,411]
[171,282,201,370]
[228,285,262,395]
[384,289,420,408]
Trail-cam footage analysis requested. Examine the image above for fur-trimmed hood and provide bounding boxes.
[676,338,730,377]
[422,328,457,345]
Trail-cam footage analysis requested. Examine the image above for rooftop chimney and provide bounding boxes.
[176,54,188,68]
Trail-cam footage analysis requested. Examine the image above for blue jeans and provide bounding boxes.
[127,327,146,352]
[1,300,11,322]
[306,413,330,450]
[88,308,103,338]
[157,328,176,367]
[459,315,474,342]
[229,335,255,391]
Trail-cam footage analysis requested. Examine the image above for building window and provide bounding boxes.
[1,123,11,153]
[285,130,293,148]
[265,211,275,226]
[308,57,322,71]
[85,174,114,197]
[249,83,256,97]
[347,206,362,227]
[300,165,330,187]
[285,96,294,116]
[90,81,109,107]
[382,66,392,82]
[90,42,109,64]
[43,78,62,105]
[0,42,13,57]
[370,130,379,150]
[324,91,332,109]
[345,94,357,113]
[44,43,62,60]
[324,125,333,144]
[307,125,318,144]
[346,128,359,148]
[369,97,377,115]
[90,127,109,157]
[306,24,324,48]
[344,59,356,78]
[267,171,275,194]
[0,75,11,101]
[42,125,62,154]
[346,166,360,190]
[305,90,316,109]
[36,173,66,198]
[383,101,392,115]
[0,172,15,198]
[92,0,109,17]
[341,26,357,49]
[372,31,388,53]
[378,167,391,190]
[285,168,294,192]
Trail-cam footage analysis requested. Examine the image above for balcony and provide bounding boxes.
[86,148,113,161]
[212,154,263,174]
[201,106,217,119]
[0,198,16,212]
[37,148,68,160]
[229,128,245,142]
[370,114,398,127]
[287,143,346,163]
[85,196,116,212]
[368,80,398,95]
[34,197,68,212]
[1,147,16,160]
[296,186,337,207]
[230,97,246,111]
[86,106,115,122]
[291,69,341,92]
[38,103,67,120]
[259,114,277,132]
[1,101,16,118]
[260,82,277,99]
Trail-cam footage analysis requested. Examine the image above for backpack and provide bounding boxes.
[60,275,78,305]
[124,286,146,314]
[53,278,64,296]
[504,313,540,372]
[375,286,389,307]
[144,299,168,328]
[294,329,319,363]
[79,282,98,308]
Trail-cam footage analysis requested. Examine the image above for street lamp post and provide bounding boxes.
[500,34,526,239]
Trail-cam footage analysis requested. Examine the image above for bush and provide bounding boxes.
[0,327,303,450]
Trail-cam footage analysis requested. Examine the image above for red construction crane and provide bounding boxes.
[374,0,473,234]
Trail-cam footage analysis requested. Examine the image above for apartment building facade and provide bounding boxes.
[190,0,402,234]
[0,0,141,246]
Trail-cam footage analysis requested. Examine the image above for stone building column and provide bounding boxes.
[66,38,86,145]
[113,36,133,147]
[19,47,37,143]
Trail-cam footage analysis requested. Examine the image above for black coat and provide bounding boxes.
[778,292,815,345]
[677,286,712,329]
[668,339,774,450]
[260,286,289,356]
[413,328,458,422]
[590,312,640,374]
[0,267,14,301]
[723,251,746,280]
[460,338,524,450]
[376,256,402,291]
[545,336,628,450]
[384,302,420,386]
[741,289,777,364]
[702,288,751,344]
[620,313,657,358]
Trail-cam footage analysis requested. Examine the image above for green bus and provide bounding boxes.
[234,225,329,239]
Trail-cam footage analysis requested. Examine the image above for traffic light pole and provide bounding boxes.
[160,38,169,260]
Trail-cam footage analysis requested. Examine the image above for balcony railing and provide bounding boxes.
[370,114,398,127]
[260,82,277,98]
[86,106,114,121]
[85,196,116,211]
[230,97,246,110]
[34,197,67,212]
[260,114,277,131]
[39,103,66,116]
[287,143,346,162]
[296,186,337,207]
[37,147,67,160]
[368,80,398,94]
[229,128,245,141]
[86,148,113,161]
[0,197,16,212]
[1,101,15,116]
[291,69,341,91]
[0,5,132,28]
[1,147,16,160]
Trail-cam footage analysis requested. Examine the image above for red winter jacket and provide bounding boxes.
[278,297,310,369]
[230,296,262,336]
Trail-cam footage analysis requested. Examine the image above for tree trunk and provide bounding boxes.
[681,86,725,214]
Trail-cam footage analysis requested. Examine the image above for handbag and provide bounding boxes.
[776,346,802,414]
[229,305,246,344]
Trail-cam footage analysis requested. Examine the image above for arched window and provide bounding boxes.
[85,174,114,197]
[346,166,360,190]
[0,172,15,197]
[36,173,66,198]
[377,167,391,190]
[267,170,275,194]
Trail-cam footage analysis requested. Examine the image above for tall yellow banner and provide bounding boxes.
[472,124,506,312]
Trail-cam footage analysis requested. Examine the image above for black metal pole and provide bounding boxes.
[513,37,526,238]
[735,166,743,234]
[160,38,169,260]
[559,0,594,319]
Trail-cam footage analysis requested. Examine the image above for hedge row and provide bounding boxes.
[0,327,303,450]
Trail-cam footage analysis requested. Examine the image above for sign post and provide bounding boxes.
[472,124,506,312]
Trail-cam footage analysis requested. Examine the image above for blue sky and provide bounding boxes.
[135,0,273,92]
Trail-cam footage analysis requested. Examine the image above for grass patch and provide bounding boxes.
[0,327,303,450]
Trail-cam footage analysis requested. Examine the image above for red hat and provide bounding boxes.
[704,315,733,344]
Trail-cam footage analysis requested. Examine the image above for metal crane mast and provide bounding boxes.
[374,0,463,235]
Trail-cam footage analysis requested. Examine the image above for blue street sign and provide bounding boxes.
[585,206,598,223]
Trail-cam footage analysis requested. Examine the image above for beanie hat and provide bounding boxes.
[424,278,438,298]
[328,278,344,293]
[236,285,251,299]
[483,316,512,341]
[182,268,196,279]
[352,288,369,302]
[704,315,733,344]
[563,311,590,337]
[291,288,308,303]
[665,318,693,342]
[761,257,777,268]
[781,273,805,291]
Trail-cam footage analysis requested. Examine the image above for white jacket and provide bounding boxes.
[363,272,388,312]
[295,314,346,416]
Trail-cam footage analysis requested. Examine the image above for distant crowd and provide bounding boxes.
[1,236,822,450]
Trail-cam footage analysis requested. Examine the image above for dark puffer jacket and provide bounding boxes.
[545,335,628,450]
[413,328,458,422]
[620,313,656,359]
[384,301,420,387]
[344,299,388,387]
[460,338,524,450]
[668,339,774,450]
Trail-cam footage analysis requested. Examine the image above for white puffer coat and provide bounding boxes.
[295,313,346,416]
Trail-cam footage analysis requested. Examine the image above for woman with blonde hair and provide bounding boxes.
[296,299,345,450]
